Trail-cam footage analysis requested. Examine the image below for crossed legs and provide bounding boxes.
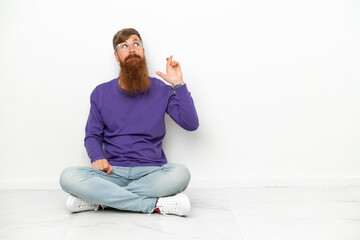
[59,163,191,213]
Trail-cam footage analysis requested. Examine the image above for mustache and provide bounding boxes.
[125,54,141,61]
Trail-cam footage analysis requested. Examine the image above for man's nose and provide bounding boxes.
[129,44,135,53]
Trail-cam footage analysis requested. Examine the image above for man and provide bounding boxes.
[59,28,199,217]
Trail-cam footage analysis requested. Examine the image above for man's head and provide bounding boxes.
[113,28,149,95]
[113,28,145,63]
[113,28,142,51]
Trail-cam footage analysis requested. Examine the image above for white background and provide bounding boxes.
[0,0,359,188]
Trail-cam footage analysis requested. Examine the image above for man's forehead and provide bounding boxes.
[124,34,141,42]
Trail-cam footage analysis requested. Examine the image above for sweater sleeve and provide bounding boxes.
[84,89,106,163]
[166,84,199,131]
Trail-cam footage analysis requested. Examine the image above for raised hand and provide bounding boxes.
[156,55,185,86]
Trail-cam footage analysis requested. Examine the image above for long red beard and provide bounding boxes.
[119,54,150,95]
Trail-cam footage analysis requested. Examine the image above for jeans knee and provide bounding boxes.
[59,167,71,191]
[59,166,83,192]
[166,163,191,191]
[177,164,191,186]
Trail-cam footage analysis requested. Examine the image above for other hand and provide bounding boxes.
[92,159,113,175]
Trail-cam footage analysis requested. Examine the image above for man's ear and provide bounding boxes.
[114,52,120,62]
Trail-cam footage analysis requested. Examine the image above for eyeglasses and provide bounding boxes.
[115,40,143,52]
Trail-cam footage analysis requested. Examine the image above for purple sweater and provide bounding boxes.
[84,77,199,167]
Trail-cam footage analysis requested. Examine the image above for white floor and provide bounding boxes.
[0,187,359,240]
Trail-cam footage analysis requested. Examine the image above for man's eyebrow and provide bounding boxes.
[121,39,141,44]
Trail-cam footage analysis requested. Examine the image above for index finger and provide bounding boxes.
[107,165,113,175]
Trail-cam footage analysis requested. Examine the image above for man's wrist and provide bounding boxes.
[174,83,184,88]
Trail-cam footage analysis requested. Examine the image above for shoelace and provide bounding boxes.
[148,200,179,216]
[148,207,162,216]
[148,206,173,216]
[78,202,104,211]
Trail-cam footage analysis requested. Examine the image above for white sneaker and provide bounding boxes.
[155,193,191,216]
[65,194,104,213]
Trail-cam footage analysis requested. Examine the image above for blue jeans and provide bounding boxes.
[59,163,191,213]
